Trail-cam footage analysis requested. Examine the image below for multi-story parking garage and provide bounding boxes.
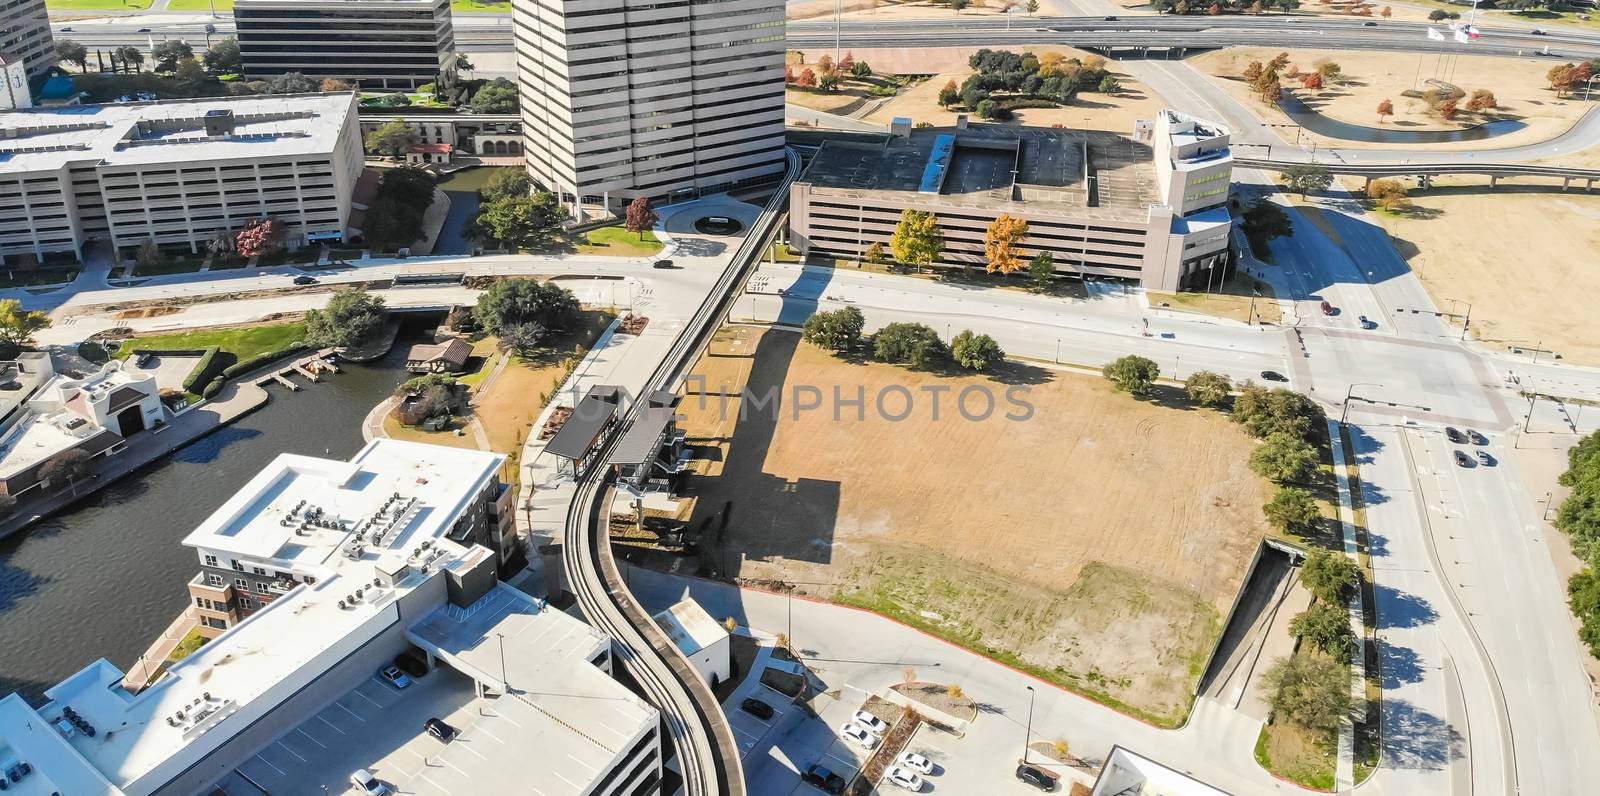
[789,110,1235,291]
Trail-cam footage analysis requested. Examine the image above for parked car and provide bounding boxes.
[652,259,674,269]
[1467,429,1487,445]
[376,665,411,690]
[885,765,924,791]
[839,722,879,751]
[349,769,392,796]
[851,710,889,736]
[739,698,775,720]
[1454,450,1474,468]
[1476,450,1494,466]
[293,275,318,285]
[1260,370,1289,383]
[393,652,429,679]
[1358,315,1376,329]
[1445,426,1467,444]
[1320,300,1335,316]
[801,765,847,794]
[424,717,457,742]
[1015,763,1056,791]
[896,751,934,775]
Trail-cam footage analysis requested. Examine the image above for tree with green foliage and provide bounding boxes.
[474,192,565,252]
[864,241,888,267]
[473,278,580,337]
[1241,196,1293,256]
[116,46,144,73]
[1291,603,1355,657]
[204,37,241,74]
[175,57,207,84]
[1233,384,1323,439]
[850,61,872,77]
[264,72,316,93]
[56,39,88,72]
[1027,251,1055,293]
[1026,0,1040,12]
[455,53,475,77]
[1569,568,1600,658]
[0,299,51,347]
[950,330,1003,372]
[1282,163,1333,197]
[363,166,437,251]
[1250,431,1319,484]
[801,306,866,354]
[873,322,944,370]
[375,92,411,108]
[1262,653,1350,733]
[40,449,94,495]
[1097,74,1121,93]
[501,321,547,357]
[470,77,518,113]
[1183,370,1232,407]
[890,209,943,272]
[1264,486,1321,534]
[1301,548,1360,604]
[364,120,418,158]
[480,168,531,201]
[304,288,387,348]
[1102,355,1160,396]
[152,40,194,73]
[951,0,970,11]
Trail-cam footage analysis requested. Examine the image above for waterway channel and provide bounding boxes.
[0,322,439,704]
[1278,90,1527,144]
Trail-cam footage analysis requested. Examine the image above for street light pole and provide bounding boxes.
[1022,685,1035,765]
[1341,382,1382,425]
[496,632,508,691]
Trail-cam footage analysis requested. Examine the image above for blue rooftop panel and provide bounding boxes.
[918,134,956,194]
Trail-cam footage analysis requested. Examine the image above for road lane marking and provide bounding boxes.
[315,714,348,735]
[274,740,306,763]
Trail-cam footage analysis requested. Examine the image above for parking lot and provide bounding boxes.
[211,665,479,796]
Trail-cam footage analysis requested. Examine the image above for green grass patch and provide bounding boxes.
[166,0,233,8]
[132,258,206,277]
[1255,721,1337,791]
[436,166,521,194]
[767,242,803,263]
[116,322,309,365]
[451,0,509,10]
[576,226,663,257]
[166,628,209,663]
[0,267,78,288]
[46,0,151,8]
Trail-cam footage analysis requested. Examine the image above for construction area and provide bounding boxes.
[659,325,1276,724]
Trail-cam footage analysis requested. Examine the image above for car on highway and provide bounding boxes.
[1260,370,1289,383]
[1320,300,1335,316]
[1454,450,1474,468]
[1476,450,1494,466]
[1015,763,1055,791]
[424,717,457,742]
[1104,15,1119,20]
[1467,428,1487,445]
[1362,20,1378,25]
[801,765,847,794]
[376,665,411,690]
[851,710,890,735]
[137,27,151,33]
[293,275,318,285]
[896,751,934,775]
[839,722,879,750]
[652,259,674,269]
[349,769,392,796]
[1445,426,1467,444]
[1532,28,1547,34]
[884,765,924,791]
[59,26,71,32]
[739,697,774,720]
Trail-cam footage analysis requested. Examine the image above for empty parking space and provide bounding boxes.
[232,666,477,795]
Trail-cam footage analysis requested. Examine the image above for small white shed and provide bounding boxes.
[653,598,730,687]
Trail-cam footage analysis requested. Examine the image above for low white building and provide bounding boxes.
[0,359,163,496]
[1090,746,1233,796]
[654,598,731,688]
[0,93,363,267]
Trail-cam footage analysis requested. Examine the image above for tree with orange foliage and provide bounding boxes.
[1376,98,1394,123]
[817,54,834,74]
[1380,5,1391,17]
[839,52,856,73]
[983,214,1030,274]
[1437,99,1458,119]
[1466,88,1497,111]
[784,65,795,84]
[796,68,817,89]
[1300,73,1324,91]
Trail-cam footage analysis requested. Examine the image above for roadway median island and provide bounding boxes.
[631,324,1283,727]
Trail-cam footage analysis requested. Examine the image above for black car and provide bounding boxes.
[1104,15,1119,20]
[1467,429,1487,445]
[1016,763,1056,792]
[393,652,429,679]
[1445,426,1466,444]
[1476,450,1494,466]
[1454,450,1474,468]
[1260,370,1289,383]
[801,765,846,794]
[652,259,674,269]
[293,275,318,285]
[137,27,151,33]
[424,718,457,742]
[739,697,774,720]
[1362,20,1378,25]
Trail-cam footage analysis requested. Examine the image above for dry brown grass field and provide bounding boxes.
[668,325,1275,723]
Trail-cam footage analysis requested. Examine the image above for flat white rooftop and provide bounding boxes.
[1091,746,1233,796]
[654,598,726,658]
[0,439,503,795]
[0,410,104,479]
[0,93,354,176]
[406,583,658,795]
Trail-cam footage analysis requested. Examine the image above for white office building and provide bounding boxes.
[512,0,788,216]
[0,0,52,80]
[0,93,362,266]
[0,439,660,796]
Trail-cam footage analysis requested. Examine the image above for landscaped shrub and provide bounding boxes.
[179,346,225,395]
[201,376,225,399]
[221,344,306,378]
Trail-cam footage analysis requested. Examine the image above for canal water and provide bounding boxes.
[1277,90,1527,144]
[0,322,439,704]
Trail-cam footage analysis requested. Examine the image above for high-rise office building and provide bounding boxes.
[0,0,53,79]
[513,0,787,215]
[233,0,456,89]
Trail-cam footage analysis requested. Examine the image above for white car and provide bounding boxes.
[851,710,889,736]
[885,766,925,791]
[896,751,934,775]
[349,769,392,796]
[839,722,879,750]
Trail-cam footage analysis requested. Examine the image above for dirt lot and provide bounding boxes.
[668,325,1274,723]
[1190,46,1595,150]
[1345,179,1600,366]
[854,48,1167,134]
